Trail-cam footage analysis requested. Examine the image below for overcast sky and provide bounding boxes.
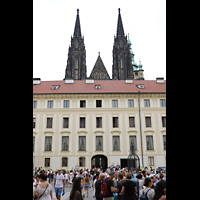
[33,0,166,81]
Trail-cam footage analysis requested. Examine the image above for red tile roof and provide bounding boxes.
[33,80,166,94]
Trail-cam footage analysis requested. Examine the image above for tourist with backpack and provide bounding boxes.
[101,171,117,200]
[139,177,155,200]
[95,173,105,200]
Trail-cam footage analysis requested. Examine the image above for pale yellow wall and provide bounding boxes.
[33,93,166,170]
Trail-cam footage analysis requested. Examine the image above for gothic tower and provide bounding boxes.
[112,8,133,80]
[64,9,87,80]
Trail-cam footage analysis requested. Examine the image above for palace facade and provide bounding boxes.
[33,8,166,171]
[33,78,166,171]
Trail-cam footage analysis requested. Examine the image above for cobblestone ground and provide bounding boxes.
[51,182,95,200]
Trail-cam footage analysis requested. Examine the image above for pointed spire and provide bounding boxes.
[116,8,125,37]
[138,58,143,70]
[73,9,81,38]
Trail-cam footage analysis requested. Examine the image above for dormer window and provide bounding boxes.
[95,84,101,89]
[51,85,60,90]
[136,84,144,89]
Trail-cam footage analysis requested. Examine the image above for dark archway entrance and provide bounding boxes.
[91,154,108,172]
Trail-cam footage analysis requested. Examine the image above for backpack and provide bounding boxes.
[100,178,111,197]
[140,188,151,200]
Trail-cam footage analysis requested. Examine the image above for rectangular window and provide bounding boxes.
[148,157,154,166]
[45,158,50,167]
[33,136,35,151]
[128,100,134,107]
[96,117,102,128]
[144,99,150,107]
[129,136,137,150]
[75,59,78,69]
[64,100,69,108]
[145,117,151,127]
[63,117,69,128]
[96,136,103,151]
[146,136,154,150]
[162,117,166,127]
[33,101,37,108]
[79,157,85,167]
[129,117,135,127]
[46,117,53,128]
[33,118,36,129]
[160,99,166,107]
[163,135,166,150]
[62,157,68,167]
[112,100,118,107]
[80,117,85,128]
[79,136,86,151]
[75,70,78,79]
[62,136,69,151]
[80,100,86,108]
[113,117,118,128]
[48,100,53,108]
[113,136,120,151]
[120,59,123,68]
[45,136,52,151]
[96,100,102,107]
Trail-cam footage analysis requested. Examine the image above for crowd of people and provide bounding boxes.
[33,166,166,200]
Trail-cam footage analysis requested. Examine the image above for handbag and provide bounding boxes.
[37,183,48,200]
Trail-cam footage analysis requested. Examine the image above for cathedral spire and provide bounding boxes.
[116,8,125,37]
[73,9,81,38]
[64,9,86,80]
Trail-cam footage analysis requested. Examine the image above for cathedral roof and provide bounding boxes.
[33,80,166,94]
[89,53,110,80]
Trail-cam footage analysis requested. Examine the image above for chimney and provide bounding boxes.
[156,77,164,83]
[86,78,94,84]
[33,78,41,85]
[125,79,133,84]
[65,78,74,84]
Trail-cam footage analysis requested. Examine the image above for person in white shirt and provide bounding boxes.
[65,171,69,187]
[54,169,65,200]
[33,175,41,187]
[69,170,74,188]
[139,177,155,200]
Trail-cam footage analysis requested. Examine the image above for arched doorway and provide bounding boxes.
[91,154,108,172]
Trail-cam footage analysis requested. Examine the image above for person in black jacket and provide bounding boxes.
[95,173,105,200]
[120,173,137,200]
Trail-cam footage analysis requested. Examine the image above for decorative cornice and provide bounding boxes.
[77,130,88,134]
[111,130,121,134]
[94,130,104,134]
[60,131,71,134]
[44,130,54,134]
[127,130,138,134]
[144,129,154,133]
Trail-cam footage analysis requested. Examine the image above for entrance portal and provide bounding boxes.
[91,155,108,172]
[120,159,127,169]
